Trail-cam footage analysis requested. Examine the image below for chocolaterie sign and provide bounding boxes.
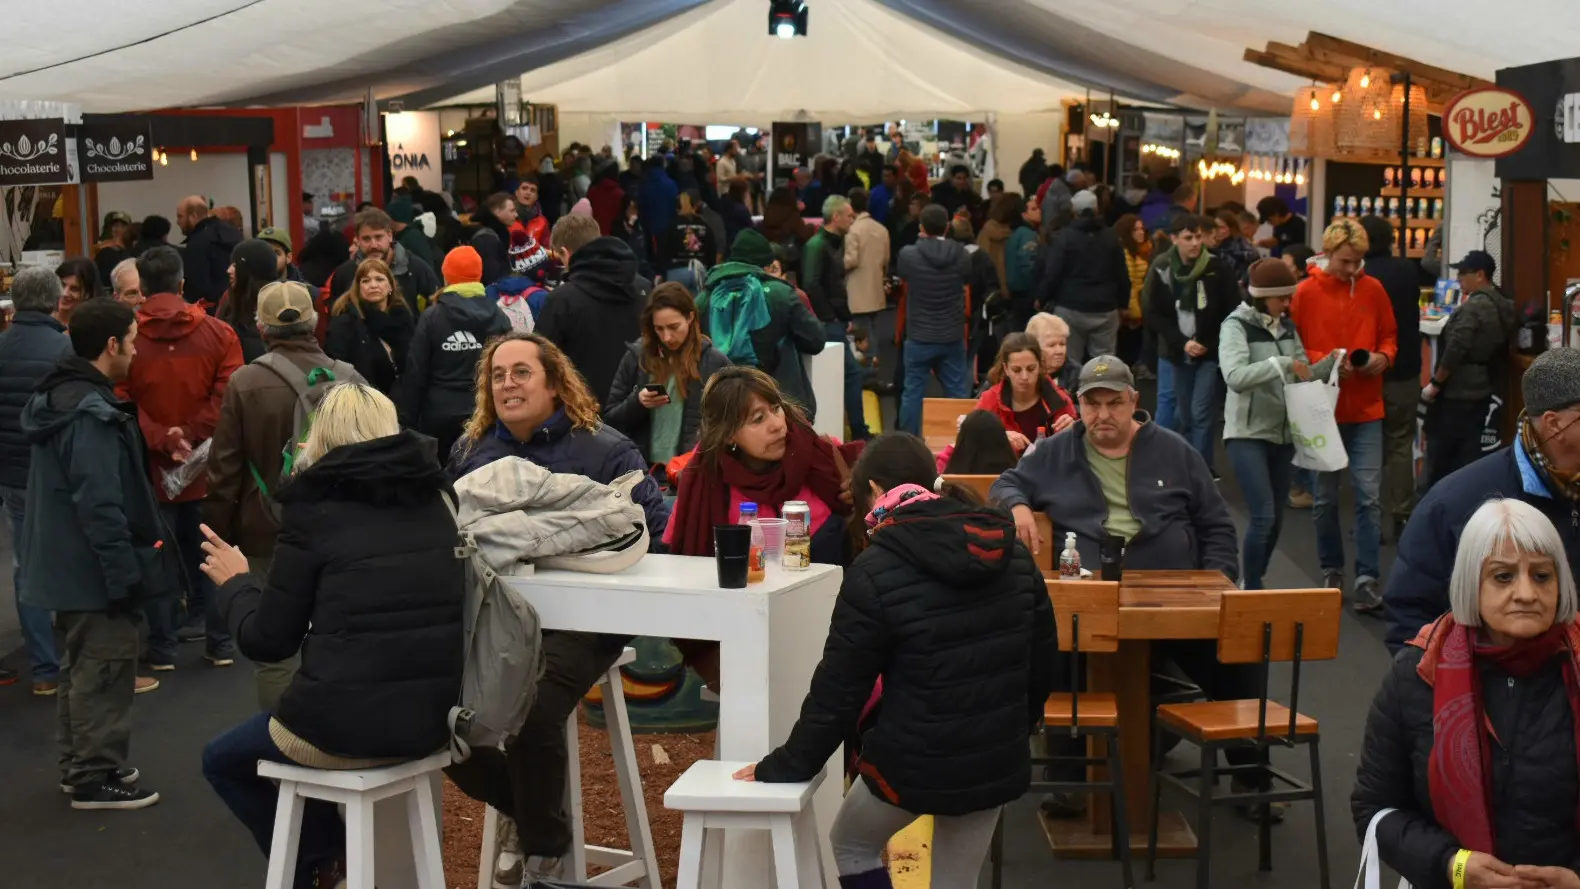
[0,118,69,187]
[77,119,153,182]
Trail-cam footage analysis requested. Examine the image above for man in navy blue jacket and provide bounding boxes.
[0,267,69,692]
[1383,348,1580,651]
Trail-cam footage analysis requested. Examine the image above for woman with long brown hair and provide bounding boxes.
[664,365,863,565]
[442,333,667,886]
[325,258,415,396]
[1114,212,1153,373]
[603,283,729,471]
[972,332,1076,455]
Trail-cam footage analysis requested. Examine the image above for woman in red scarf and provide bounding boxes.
[1353,498,1580,889]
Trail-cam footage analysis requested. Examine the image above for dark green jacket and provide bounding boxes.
[801,227,849,323]
[20,358,180,612]
[697,262,827,412]
[1437,284,1515,402]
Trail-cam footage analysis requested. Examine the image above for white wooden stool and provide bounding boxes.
[259,750,450,889]
[477,646,659,888]
[664,760,827,889]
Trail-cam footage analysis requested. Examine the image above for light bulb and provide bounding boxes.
[1310,95,1321,111]
[1360,71,1371,89]
[775,20,795,39]
[1295,174,1306,185]
[190,148,198,162]
[1332,90,1342,103]
[159,152,168,167]
[1373,109,1383,120]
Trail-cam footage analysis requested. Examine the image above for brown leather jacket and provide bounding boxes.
[203,336,336,557]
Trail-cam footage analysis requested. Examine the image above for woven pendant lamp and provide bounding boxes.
[1336,67,1403,154]
[1289,84,1337,157]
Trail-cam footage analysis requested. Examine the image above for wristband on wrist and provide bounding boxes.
[1451,848,1472,889]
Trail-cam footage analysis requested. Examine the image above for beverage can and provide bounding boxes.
[781,501,812,570]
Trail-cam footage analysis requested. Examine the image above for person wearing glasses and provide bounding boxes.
[1384,348,1580,654]
[1290,218,1397,614]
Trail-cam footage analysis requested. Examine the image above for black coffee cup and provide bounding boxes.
[714,525,752,589]
[1100,535,1126,581]
[1350,349,1370,368]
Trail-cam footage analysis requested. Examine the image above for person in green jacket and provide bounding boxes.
[387,196,438,271]
[1220,258,1339,589]
[696,230,827,415]
[1004,197,1042,328]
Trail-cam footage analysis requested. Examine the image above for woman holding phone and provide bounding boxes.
[603,283,730,474]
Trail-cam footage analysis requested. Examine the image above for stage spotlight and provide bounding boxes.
[769,0,808,39]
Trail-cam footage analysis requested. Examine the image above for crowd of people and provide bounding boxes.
[3,133,1567,889]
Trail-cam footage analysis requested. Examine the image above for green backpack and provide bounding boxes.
[246,353,366,522]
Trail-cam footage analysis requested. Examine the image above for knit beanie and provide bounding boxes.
[442,246,484,285]
[1524,348,1580,415]
[569,198,594,218]
[231,238,282,283]
[731,229,776,268]
[1246,258,1297,300]
[387,195,416,225]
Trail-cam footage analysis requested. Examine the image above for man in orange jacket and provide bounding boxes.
[1290,218,1398,612]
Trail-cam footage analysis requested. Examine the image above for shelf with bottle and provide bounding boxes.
[1389,218,1438,229]
[1380,186,1444,199]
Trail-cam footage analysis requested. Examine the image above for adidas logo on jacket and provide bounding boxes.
[441,330,483,352]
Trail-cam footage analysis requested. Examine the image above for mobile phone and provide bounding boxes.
[642,384,667,397]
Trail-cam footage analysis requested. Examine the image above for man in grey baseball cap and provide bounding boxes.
[1385,347,1580,652]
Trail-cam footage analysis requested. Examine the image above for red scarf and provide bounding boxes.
[668,422,862,556]
[1409,615,1580,853]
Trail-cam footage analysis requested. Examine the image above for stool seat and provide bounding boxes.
[1157,700,1320,741]
[258,750,451,792]
[1042,692,1119,728]
[665,760,823,814]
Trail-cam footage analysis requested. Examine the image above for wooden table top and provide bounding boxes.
[1045,569,1234,641]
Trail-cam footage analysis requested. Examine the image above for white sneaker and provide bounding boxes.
[493,815,523,889]
[522,855,567,886]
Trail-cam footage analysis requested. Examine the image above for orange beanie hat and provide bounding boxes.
[442,246,484,285]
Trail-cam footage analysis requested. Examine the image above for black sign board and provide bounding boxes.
[1496,57,1580,181]
[78,119,153,182]
[771,122,822,190]
[0,118,69,187]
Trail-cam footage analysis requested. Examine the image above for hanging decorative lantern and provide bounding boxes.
[1336,66,1401,154]
[1289,84,1338,157]
[1390,81,1431,156]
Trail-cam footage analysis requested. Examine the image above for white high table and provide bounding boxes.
[507,554,844,888]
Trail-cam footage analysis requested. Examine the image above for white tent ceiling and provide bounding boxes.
[2,0,1578,116]
[440,0,1097,119]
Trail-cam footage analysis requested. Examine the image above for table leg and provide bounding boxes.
[1042,640,1196,859]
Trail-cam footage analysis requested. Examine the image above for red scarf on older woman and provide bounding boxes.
[668,421,862,557]
[1408,614,1580,854]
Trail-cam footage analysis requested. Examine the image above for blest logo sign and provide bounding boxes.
[1443,87,1536,159]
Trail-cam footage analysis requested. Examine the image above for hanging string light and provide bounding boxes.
[158,150,168,166]
[1360,68,1372,89]
[1331,89,1343,104]
[190,148,198,162]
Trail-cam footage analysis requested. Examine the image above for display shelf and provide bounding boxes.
[1380,187,1444,198]
[1388,217,1440,228]
[1336,152,1446,167]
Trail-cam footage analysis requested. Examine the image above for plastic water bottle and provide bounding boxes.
[1058,533,1082,579]
[738,502,758,525]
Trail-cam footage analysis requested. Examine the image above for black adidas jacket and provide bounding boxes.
[397,284,511,432]
[754,497,1058,816]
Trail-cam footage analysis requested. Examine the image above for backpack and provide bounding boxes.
[497,287,542,334]
[246,353,366,521]
[441,493,545,760]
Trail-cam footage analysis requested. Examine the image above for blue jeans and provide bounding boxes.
[161,501,232,653]
[827,320,870,439]
[898,340,970,435]
[1314,420,1384,583]
[1169,358,1221,471]
[1226,440,1295,590]
[1,484,58,681]
[1155,357,1177,431]
[203,712,346,889]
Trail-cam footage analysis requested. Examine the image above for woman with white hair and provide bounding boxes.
[197,383,464,889]
[1352,498,1580,889]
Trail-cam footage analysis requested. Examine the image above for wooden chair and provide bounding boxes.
[921,397,978,442]
[941,473,997,503]
[1144,589,1341,889]
[990,580,1133,889]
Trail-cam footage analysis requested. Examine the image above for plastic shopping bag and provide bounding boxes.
[1354,808,1411,889]
[160,439,212,500]
[1287,356,1349,473]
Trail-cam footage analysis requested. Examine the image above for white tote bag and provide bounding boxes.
[1355,808,1411,889]
[1287,353,1349,473]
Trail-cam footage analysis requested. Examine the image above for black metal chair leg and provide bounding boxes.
[1196,742,1216,889]
[1108,731,1136,889]
[989,807,1004,889]
[1309,739,1331,889]
[1258,745,1272,871]
[1145,721,1164,881]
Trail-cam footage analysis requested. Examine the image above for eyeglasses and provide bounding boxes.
[491,366,534,387]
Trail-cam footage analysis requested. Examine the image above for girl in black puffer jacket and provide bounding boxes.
[736,433,1057,889]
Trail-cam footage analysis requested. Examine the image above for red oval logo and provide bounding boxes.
[1443,87,1536,159]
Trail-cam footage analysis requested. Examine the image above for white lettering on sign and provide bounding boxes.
[1563,93,1580,144]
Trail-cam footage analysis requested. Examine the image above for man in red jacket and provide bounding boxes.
[120,247,244,669]
[1290,219,1399,613]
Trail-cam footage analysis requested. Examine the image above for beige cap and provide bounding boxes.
[257,281,315,326]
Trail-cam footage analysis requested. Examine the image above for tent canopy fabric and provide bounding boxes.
[3,0,1578,116]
